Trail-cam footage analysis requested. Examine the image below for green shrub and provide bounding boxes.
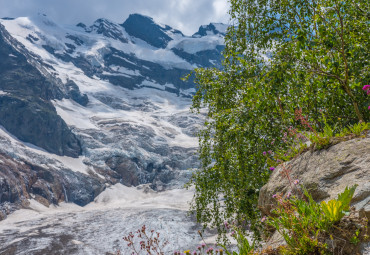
[266,185,360,255]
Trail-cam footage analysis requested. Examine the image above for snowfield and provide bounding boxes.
[0,184,219,254]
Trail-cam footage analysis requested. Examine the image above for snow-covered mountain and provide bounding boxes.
[0,13,226,219]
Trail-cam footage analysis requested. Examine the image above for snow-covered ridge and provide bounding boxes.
[0,13,226,70]
[0,13,226,254]
[0,13,221,191]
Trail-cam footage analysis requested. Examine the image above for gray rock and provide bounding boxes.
[259,135,370,218]
[258,135,370,253]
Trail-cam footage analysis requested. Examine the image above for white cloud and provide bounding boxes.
[0,0,230,35]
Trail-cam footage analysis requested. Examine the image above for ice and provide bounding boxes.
[0,125,90,175]
[0,185,219,254]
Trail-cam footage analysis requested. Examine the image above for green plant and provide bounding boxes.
[266,185,359,254]
[348,122,370,137]
[350,229,361,245]
[321,185,357,222]
[267,192,329,254]
[221,227,257,255]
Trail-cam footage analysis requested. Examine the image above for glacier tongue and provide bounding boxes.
[0,185,217,254]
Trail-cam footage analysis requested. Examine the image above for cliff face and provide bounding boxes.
[258,134,370,254]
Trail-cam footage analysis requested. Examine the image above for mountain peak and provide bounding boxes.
[193,22,228,37]
[83,18,128,43]
[121,13,177,48]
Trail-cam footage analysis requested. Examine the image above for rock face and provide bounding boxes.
[122,14,180,48]
[0,152,105,220]
[0,24,82,158]
[258,135,370,218]
[258,135,370,253]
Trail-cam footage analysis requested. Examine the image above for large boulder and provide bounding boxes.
[258,134,370,253]
[259,135,370,218]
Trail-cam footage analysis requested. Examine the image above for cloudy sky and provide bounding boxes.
[0,0,230,35]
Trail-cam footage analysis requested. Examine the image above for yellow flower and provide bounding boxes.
[184,250,191,254]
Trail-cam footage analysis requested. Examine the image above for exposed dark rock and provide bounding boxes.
[0,24,82,157]
[0,153,105,219]
[87,18,128,43]
[65,34,84,46]
[122,14,174,48]
[65,80,89,106]
[193,23,227,37]
[171,46,224,68]
[0,95,81,157]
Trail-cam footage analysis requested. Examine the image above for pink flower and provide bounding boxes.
[362,85,370,91]
[263,151,267,156]
[261,216,267,222]
[368,106,370,110]
[286,191,292,198]
[272,194,277,198]
[269,167,275,171]
[294,179,300,185]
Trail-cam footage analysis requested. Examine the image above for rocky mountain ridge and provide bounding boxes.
[0,13,226,218]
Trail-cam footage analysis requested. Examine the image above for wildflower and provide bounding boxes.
[202,243,206,248]
[224,221,229,229]
[231,231,235,237]
[197,246,202,250]
[368,106,370,110]
[268,150,272,154]
[206,247,214,254]
[286,191,292,198]
[293,179,300,185]
[272,194,277,198]
[269,167,275,171]
[184,250,191,255]
[362,85,370,91]
[263,151,267,156]
[261,216,267,222]
[363,85,370,97]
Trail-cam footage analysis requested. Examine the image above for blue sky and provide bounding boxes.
[0,0,230,35]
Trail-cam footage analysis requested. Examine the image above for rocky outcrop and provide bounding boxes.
[0,24,82,157]
[258,135,370,253]
[258,135,370,218]
[0,153,105,220]
[122,14,179,48]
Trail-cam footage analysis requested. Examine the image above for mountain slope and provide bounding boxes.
[0,13,226,217]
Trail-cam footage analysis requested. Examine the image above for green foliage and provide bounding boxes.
[221,227,256,255]
[267,186,358,254]
[320,200,345,222]
[321,184,356,223]
[350,229,361,245]
[188,0,369,240]
[348,122,370,136]
[267,193,329,254]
